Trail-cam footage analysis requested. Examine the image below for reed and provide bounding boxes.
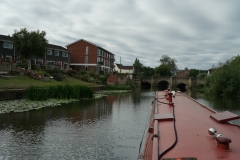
[27,86,48,101]
[26,84,93,101]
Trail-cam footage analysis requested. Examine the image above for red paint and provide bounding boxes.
[140,91,240,160]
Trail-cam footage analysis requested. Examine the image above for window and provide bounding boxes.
[62,52,68,57]
[85,56,88,63]
[6,55,12,62]
[47,61,54,65]
[98,49,101,56]
[47,50,52,55]
[38,59,43,65]
[86,46,88,55]
[54,51,59,56]
[3,42,13,49]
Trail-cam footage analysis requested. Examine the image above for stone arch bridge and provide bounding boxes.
[141,76,205,89]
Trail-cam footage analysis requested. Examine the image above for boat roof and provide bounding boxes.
[141,91,240,160]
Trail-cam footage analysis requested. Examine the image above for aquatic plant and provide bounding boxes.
[27,84,93,101]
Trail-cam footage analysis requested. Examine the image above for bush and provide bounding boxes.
[196,73,207,78]
[67,70,78,77]
[53,73,64,81]
[46,68,61,75]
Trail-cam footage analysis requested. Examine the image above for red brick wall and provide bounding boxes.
[67,40,98,64]
[107,75,118,85]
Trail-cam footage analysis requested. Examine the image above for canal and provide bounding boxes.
[0,88,239,159]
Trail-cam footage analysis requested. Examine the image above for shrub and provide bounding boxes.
[53,73,64,81]
[67,70,78,77]
[46,68,61,75]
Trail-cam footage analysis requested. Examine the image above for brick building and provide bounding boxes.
[66,39,115,74]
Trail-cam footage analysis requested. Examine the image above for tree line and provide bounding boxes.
[133,54,240,98]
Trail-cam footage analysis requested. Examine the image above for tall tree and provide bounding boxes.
[12,28,48,69]
[133,58,143,78]
[142,66,154,76]
[154,64,171,76]
[188,69,199,77]
[159,55,177,76]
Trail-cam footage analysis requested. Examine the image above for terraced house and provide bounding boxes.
[66,39,115,74]
[0,34,70,73]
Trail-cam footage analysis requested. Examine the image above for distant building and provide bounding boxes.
[176,68,189,77]
[0,34,70,71]
[114,63,134,79]
[66,39,115,74]
[176,67,208,77]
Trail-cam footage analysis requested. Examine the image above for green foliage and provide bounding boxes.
[12,28,48,60]
[142,66,154,76]
[133,58,143,78]
[53,73,64,81]
[188,69,199,77]
[196,73,207,78]
[159,55,177,76]
[46,68,62,75]
[154,64,171,76]
[205,55,240,97]
[16,59,28,69]
[27,84,93,101]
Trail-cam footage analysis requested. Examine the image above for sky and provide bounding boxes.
[1,0,240,70]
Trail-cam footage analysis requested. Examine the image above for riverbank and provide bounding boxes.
[0,90,132,114]
[0,75,95,89]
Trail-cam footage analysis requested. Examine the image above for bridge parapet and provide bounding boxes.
[142,76,205,88]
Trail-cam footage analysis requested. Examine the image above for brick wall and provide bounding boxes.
[67,40,98,64]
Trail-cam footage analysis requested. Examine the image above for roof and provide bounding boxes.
[0,34,69,52]
[47,44,69,52]
[0,34,13,42]
[66,39,100,48]
[66,39,114,55]
[115,63,133,70]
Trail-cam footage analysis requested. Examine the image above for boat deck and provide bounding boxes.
[141,91,240,160]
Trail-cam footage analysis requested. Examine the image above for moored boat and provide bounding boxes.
[138,90,240,160]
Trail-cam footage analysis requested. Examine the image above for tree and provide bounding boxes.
[205,55,240,97]
[188,69,199,77]
[133,58,143,78]
[142,66,154,76]
[12,28,48,69]
[159,55,177,76]
[154,64,171,76]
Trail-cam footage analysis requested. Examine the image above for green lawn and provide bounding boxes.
[0,75,95,89]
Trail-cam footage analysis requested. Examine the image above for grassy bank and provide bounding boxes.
[0,75,95,90]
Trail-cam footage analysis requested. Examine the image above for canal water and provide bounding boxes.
[0,88,239,160]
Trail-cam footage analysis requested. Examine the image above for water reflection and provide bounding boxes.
[0,88,239,159]
[0,91,154,160]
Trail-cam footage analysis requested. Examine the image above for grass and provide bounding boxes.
[0,75,95,90]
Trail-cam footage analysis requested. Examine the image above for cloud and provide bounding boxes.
[1,0,240,70]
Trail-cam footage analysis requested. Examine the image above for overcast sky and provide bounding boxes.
[1,0,240,70]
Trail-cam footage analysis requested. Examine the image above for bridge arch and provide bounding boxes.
[141,76,205,89]
[176,83,188,92]
[157,80,169,90]
[141,81,151,88]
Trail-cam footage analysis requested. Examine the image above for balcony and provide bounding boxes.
[110,57,115,62]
